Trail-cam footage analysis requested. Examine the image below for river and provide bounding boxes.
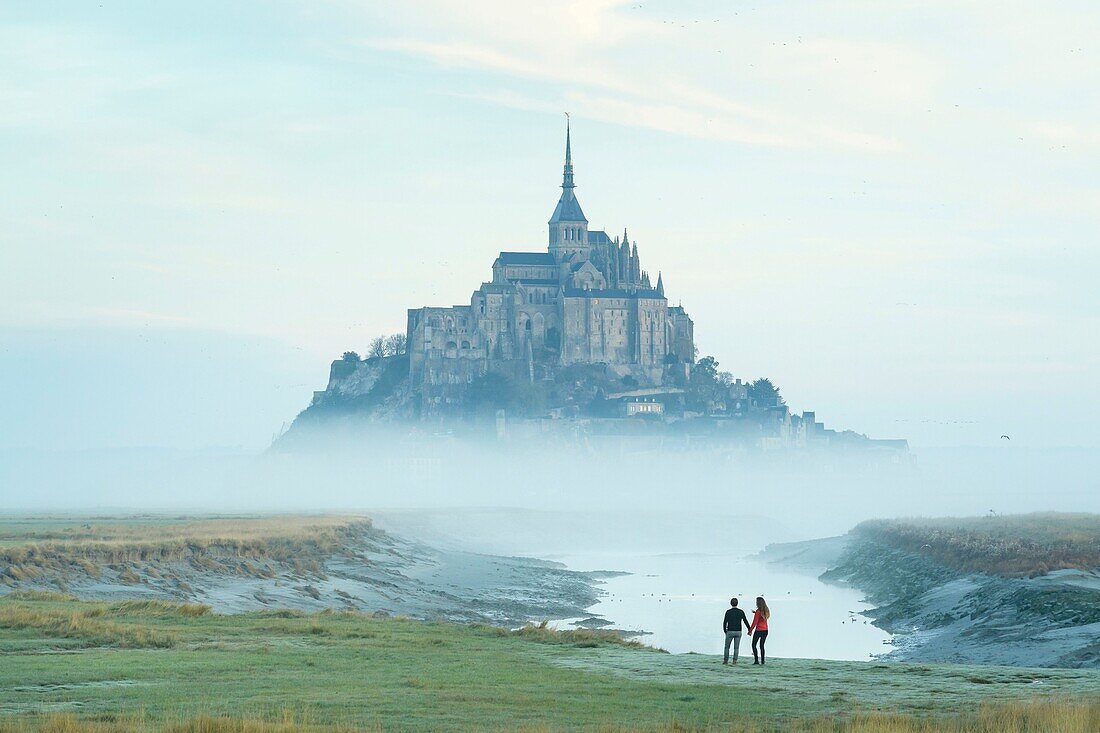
[552,551,891,661]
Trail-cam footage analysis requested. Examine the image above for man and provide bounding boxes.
[723,597,750,665]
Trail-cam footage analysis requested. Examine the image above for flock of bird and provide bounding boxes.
[608,590,870,624]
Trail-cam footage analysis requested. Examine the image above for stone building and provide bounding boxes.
[407,123,695,389]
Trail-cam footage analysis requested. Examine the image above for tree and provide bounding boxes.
[718,371,734,389]
[692,356,720,383]
[688,356,723,411]
[367,336,385,359]
[748,377,783,407]
[341,351,361,362]
[383,333,407,356]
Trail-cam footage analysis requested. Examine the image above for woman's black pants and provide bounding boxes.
[752,630,768,663]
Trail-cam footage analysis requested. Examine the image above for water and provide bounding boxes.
[553,551,890,661]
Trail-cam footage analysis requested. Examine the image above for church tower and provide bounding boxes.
[548,119,589,260]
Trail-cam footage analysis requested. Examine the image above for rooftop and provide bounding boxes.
[496,252,556,266]
[549,189,587,224]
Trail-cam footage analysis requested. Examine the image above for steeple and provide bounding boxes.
[656,271,665,297]
[563,117,574,190]
[548,116,588,255]
[549,122,586,224]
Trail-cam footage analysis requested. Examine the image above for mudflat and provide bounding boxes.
[0,515,607,626]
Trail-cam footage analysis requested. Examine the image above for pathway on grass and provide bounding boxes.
[552,649,1100,714]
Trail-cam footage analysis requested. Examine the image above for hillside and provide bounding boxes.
[1,592,1097,732]
[280,350,905,456]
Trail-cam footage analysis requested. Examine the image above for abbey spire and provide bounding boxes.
[548,117,588,256]
[562,117,574,190]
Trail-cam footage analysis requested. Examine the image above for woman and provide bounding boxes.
[748,596,770,665]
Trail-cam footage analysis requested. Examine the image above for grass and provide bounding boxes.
[0,594,1096,732]
[0,516,371,587]
[852,512,1100,577]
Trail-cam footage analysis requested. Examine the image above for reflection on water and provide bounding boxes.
[554,552,890,661]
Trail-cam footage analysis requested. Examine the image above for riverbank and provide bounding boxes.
[0,515,614,628]
[760,514,1100,668]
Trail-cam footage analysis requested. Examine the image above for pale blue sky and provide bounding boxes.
[1,1,1098,450]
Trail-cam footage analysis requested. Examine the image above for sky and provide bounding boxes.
[1,1,1098,452]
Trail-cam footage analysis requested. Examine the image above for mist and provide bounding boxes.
[4,422,1097,547]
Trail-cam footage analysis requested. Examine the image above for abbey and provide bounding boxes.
[407,124,695,388]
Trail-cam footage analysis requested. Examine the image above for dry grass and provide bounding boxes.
[0,601,178,648]
[786,698,1099,732]
[110,599,212,617]
[0,700,1095,732]
[500,620,653,649]
[0,712,370,733]
[0,515,371,585]
[0,515,369,546]
[853,512,1100,577]
[5,590,76,602]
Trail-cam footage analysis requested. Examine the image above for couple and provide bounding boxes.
[722,596,770,665]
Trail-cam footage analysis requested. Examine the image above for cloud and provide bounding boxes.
[87,307,194,326]
[354,0,913,153]
[367,38,902,152]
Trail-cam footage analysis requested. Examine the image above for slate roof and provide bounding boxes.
[549,189,587,224]
[496,252,556,265]
[478,282,516,294]
[587,230,612,244]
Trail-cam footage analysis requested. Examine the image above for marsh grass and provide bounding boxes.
[787,699,1100,732]
[505,620,652,649]
[0,711,370,733]
[0,700,1096,732]
[854,512,1100,576]
[0,603,177,648]
[0,516,371,586]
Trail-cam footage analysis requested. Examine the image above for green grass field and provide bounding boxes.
[1,592,1097,732]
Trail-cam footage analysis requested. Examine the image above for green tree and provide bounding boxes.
[748,377,783,407]
[688,356,723,411]
[341,351,360,362]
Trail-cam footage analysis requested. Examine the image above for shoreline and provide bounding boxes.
[0,519,613,629]
[760,534,1100,669]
